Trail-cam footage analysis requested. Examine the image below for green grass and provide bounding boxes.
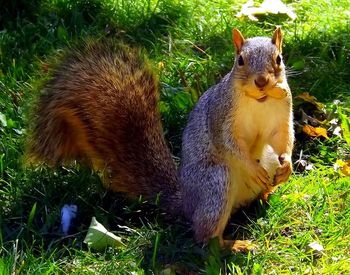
[1,0,350,273]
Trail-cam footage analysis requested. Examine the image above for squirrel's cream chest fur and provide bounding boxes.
[227,95,289,211]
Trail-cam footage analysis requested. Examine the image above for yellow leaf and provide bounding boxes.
[342,164,350,176]
[158,61,165,70]
[268,85,288,99]
[296,92,324,110]
[303,124,329,139]
[245,89,265,100]
[335,159,350,176]
[296,92,316,102]
[336,159,346,167]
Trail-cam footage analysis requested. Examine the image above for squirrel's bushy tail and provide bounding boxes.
[27,40,180,212]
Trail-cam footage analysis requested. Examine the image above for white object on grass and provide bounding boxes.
[306,241,324,257]
[61,204,78,235]
[83,217,124,251]
[236,0,297,21]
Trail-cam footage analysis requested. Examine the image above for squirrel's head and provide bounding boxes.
[232,27,287,102]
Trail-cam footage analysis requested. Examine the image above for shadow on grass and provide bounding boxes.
[0,0,189,71]
[1,161,271,273]
[137,200,270,273]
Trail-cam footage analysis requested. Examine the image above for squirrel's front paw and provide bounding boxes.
[273,156,292,185]
[248,161,270,188]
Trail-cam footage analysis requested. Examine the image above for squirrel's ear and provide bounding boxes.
[272,26,283,52]
[232,28,245,54]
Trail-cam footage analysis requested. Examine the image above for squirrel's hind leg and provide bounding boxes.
[181,160,257,252]
[181,161,235,246]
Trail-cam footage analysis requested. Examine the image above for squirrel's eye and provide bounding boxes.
[238,55,244,66]
[276,55,282,65]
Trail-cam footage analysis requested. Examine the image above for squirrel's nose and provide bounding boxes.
[254,75,269,88]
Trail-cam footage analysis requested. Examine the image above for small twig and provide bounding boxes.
[184,39,209,56]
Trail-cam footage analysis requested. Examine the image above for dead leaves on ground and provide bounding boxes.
[295,92,349,142]
[295,92,329,140]
[295,92,324,110]
[294,92,350,176]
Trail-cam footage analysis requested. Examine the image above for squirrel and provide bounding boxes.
[27,27,294,251]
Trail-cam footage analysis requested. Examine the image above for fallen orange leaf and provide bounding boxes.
[303,124,329,139]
